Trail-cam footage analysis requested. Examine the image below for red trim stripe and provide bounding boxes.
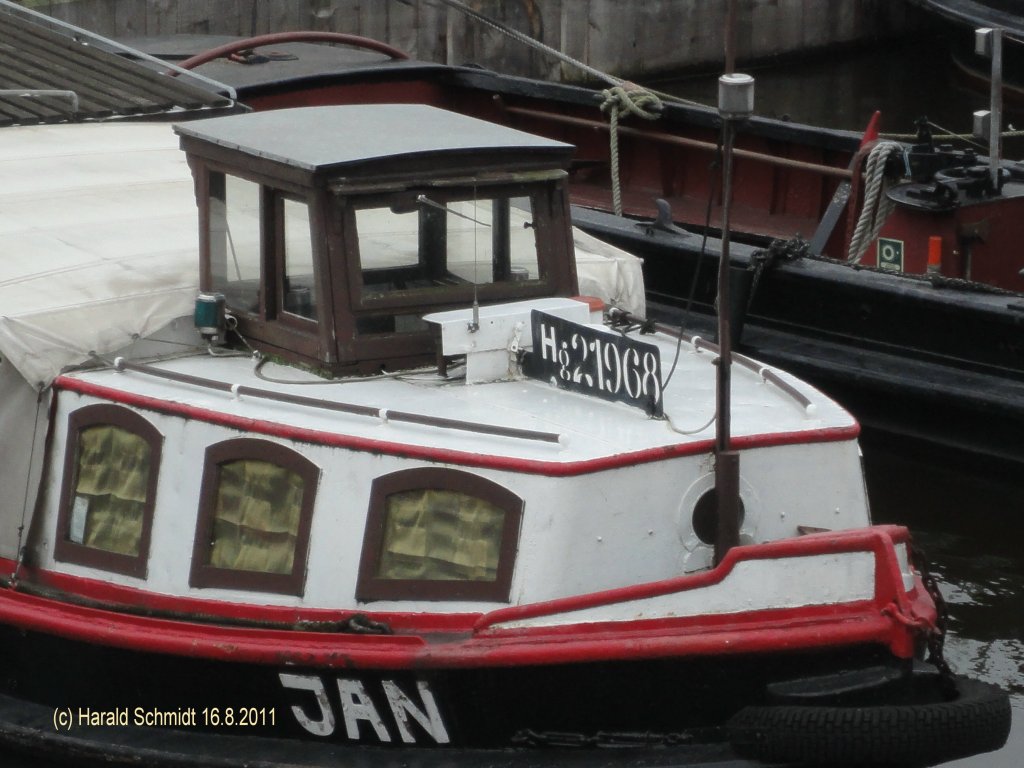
[0,585,914,669]
[6,561,477,634]
[474,525,912,630]
[0,525,930,668]
[55,376,860,477]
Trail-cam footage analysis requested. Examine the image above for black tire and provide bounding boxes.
[727,675,1011,766]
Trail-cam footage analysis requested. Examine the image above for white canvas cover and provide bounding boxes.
[0,119,643,389]
[0,122,200,387]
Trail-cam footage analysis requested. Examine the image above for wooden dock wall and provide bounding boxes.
[15,0,910,82]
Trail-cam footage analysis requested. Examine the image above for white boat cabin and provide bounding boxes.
[0,105,872,617]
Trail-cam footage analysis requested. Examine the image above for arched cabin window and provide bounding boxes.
[190,439,319,595]
[54,405,162,578]
[356,468,523,602]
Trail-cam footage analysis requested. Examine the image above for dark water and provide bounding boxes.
[863,438,1024,768]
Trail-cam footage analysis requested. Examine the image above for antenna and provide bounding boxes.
[416,193,486,331]
[714,72,754,566]
[471,187,480,332]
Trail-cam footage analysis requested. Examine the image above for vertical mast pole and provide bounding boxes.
[725,0,738,75]
[974,27,1003,192]
[989,28,1002,192]
[714,72,754,566]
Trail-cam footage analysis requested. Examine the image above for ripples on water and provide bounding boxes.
[864,441,1024,768]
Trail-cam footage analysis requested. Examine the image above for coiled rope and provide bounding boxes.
[600,84,663,215]
[847,140,903,264]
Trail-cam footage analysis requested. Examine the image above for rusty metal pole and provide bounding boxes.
[714,73,754,566]
[725,0,738,75]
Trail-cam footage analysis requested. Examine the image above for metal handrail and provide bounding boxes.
[657,327,815,415]
[111,357,563,445]
[503,105,854,179]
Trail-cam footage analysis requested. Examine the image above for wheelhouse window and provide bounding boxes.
[356,468,523,601]
[282,197,317,320]
[190,439,318,595]
[54,405,161,578]
[209,174,262,314]
[207,172,319,323]
[347,185,553,335]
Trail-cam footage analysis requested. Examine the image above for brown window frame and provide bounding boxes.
[190,438,319,596]
[198,164,330,368]
[274,190,323,330]
[343,182,561,316]
[53,404,162,578]
[356,467,523,602]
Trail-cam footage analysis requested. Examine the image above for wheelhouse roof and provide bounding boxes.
[173,104,574,175]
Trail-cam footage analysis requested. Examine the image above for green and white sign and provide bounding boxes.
[877,238,904,272]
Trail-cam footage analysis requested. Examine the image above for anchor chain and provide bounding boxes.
[910,541,954,683]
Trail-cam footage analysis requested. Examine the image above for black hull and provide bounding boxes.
[0,693,760,768]
[0,623,1009,767]
[0,625,898,749]
[572,206,1024,471]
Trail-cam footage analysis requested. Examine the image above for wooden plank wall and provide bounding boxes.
[12,0,909,82]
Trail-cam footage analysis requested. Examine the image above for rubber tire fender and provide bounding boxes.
[726,676,1011,766]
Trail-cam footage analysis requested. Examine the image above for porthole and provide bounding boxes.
[692,488,746,546]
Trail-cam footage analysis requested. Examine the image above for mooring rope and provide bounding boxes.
[431,0,707,217]
[600,83,663,215]
[882,126,1024,144]
[847,140,903,264]
[430,0,622,86]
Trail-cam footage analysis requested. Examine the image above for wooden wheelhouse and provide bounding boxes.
[177,104,580,374]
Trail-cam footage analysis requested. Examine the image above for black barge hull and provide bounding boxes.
[571,206,1024,470]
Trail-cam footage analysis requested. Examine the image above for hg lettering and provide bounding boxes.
[279,674,449,744]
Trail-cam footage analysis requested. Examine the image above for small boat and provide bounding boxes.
[0,86,1010,767]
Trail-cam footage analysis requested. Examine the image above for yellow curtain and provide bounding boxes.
[209,460,304,574]
[378,489,504,581]
[72,425,150,556]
